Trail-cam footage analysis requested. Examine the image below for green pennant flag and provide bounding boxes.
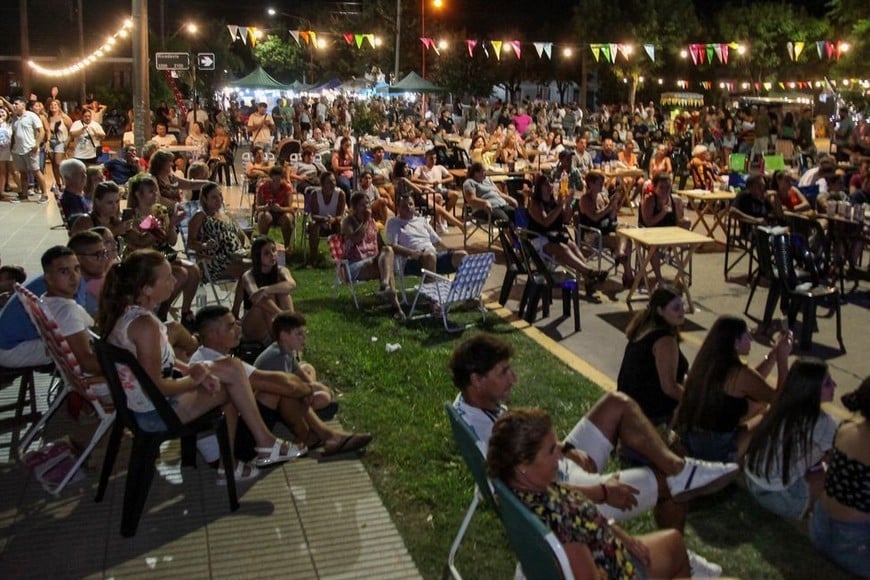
[706,44,715,64]
[601,45,611,63]
[355,34,364,49]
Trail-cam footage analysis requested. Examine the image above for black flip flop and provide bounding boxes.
[314,401,340,421]
[318,433,373,462]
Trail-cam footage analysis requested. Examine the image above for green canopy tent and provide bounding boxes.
[388,71,447,94]
[226,66,292,91]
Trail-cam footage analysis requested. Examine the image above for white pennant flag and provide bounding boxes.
[543,43,553,59]
[289,30,300,45]
[643,44,655,62]
[227,25,239,42]
[238,26,248,45]
[533,42,545,58]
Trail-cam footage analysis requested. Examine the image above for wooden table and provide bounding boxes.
[677,189,736,239]
[618,226,714,312]
[166,145,202,154]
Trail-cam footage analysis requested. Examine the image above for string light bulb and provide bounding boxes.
[29,18,133,77]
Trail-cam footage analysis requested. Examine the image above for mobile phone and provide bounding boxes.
[121,208,134,221]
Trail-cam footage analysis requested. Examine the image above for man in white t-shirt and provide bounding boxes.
[386,195,466,276]
[151,122,177,148]
[190,306,371,461]
[247,102,275,151]
[37,246,102,376]
[69,108,106,165]
[412,148,460,226]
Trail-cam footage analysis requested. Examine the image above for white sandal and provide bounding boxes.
[216,461,260,486]
[254,438,307,467]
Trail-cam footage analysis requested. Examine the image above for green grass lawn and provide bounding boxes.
[285,254,849,580]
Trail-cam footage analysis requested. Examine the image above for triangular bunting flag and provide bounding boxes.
[825,41,835,59]
[510,41,521,59]
[533,42,545,58]
[366,34,376,48]
[238,27,248,45]
[705,44,714,63]
[608,43,618,63]
[816,41,825,59]
[600,45,610,63]
[491,40,502,60]
[299,31,310,45]
[355,34,364,49]
[787,41,795,61]
[721,44,729,64]
[344,33,354,45]
[763,82,772,91]
[713,43,723,63]
[779,82,786,90]
[643,44,655,62]
[689,44,699,65]
[309,32,317,47]
[591,45,601,62]
[482,44,490,58]
[467,39,477,58]
[794,41,804,60]
[836,41,845,59]
[227,25,239,42]
[543,43,552,59]
[289,30,300,45]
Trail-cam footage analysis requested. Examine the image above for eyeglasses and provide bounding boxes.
[77,249,109,259]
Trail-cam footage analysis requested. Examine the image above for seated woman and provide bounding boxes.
[69,181,134,239]
[341,193,404,319]
[527,174,606,295]
[245,146,273,191]
[149,149,210,206]
[254,166,296,251]
[187,181,251,280]
[331,136,355,196]
[185,121,210,158]
[496,130,525,167]
[617,285,688,427]
[487,407,692,579]
[744,358,838,520]
[232,237,296,346]
[99,249,305,481]
[770,169,811,221]
[648,144,673,178]
[468,134,489,165]
[123,173,200,325]
[675,315,793,462]
[809,378,870,578]
[639,174,690,284]
[577,170,634,287]
[689,145,719,191]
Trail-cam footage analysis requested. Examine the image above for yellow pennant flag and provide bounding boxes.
[794,41,805,61]
[491,40,503,60]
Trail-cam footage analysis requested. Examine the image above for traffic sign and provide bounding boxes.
[197,53,216,71]
[155,52,190,71]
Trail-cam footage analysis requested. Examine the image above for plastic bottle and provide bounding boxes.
[559,170,569,198]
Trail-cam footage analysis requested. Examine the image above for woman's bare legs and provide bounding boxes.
[50,152,65,189]
[636,529,691,578]
[241,298,285,343]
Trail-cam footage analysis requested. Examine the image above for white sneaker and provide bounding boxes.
[36,194,49,204]
[666,457,738,502]
[687,550,722,578]
[438,222,449,234]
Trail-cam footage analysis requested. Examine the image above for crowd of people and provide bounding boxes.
[1,87,868,578]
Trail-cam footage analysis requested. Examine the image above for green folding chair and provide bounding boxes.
[492,478,575,580]
[444,403,499,579]
[728,153,747,173]
[763,154,786,173]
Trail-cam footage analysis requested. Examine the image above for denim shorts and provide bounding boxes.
[133,397,179,432]
[347,256,377,281]
[746,475,809,520]
[810,502,870,577]
[680,429,738,463]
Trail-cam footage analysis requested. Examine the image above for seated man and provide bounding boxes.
[341,193,403,317]
[306,172,346,267]
[412,148,461,233]
[287,147,327,191]
[356,170,393,224]
[304,126,331,153]
[462,162,518,225]
[67,230,112,316]
[731,173,775,225]
[386,194,467,276]
[190,307,371,469]
[363,145,395,202]
[104,144,144,186]
[0,265,26,309]
[245,146,272,188]
[58,158,90,224]
[255,166,296,250]
[151,122,177,148]
[450,333,736,565]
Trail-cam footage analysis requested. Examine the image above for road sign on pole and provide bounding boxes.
[155,52,190,71]
[197,53,215,71]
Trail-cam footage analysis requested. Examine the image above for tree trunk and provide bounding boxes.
[628,73,638,113]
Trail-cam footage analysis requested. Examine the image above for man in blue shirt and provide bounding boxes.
[103,144,144,186]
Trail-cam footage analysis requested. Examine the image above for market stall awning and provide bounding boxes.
[388,71,446,94]
[226,66,291,90]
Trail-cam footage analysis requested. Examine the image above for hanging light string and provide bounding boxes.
[29,18,133,77]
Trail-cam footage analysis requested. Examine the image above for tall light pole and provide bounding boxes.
[394,0,401,81]
[132,0,151,150]
[421,0,443,79]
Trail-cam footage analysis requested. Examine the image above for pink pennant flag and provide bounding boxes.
[720,43,729,64]
[289,30,301,45]
[825,41,835,59]
[344,33,354,45]
[689,44,699,65]
[510,41,521,59]
[467,39,477,57]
